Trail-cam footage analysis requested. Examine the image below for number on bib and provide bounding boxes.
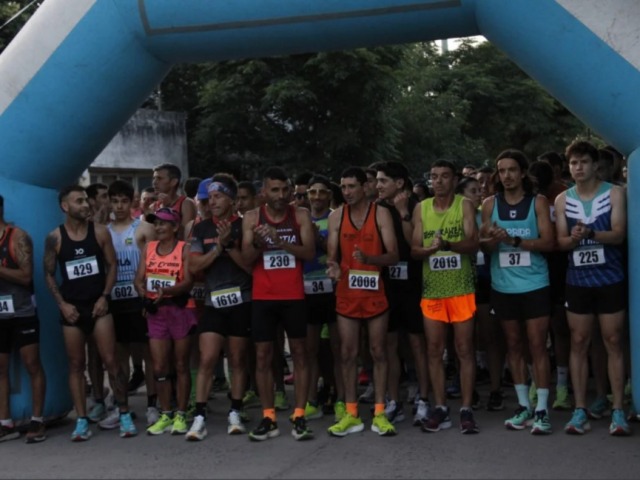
[573,246,605,267]
[388,262,408,280]
[429,254,461,271]
[65,256,99,280]
[348,270,380,291]
[111,283,138,300]
[190,283,207,301]
[498,250,531,268]
[146,274,176,292]
[263,250,296,270]
[303,277,333,294]
[0,295,15,314]
[476,251,485,266]
[210,287,243,308]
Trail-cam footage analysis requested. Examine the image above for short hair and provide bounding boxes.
[108,180,134,201]
[142,186,155,195]
[463,164,477,171]
[340,166,368,185]
[308,174,332,190]
[58,185,86,205]
[153,163,182,183]
[237,180,256,197]
[455,176,479,195]
[294,171,314,186]
[494,149,535,194]
[330,181,345,205]
[211,173,238,199]
[85,182,107,200]
[430,159,458,175]
[263,166,288,183]
[375,161,410,183]
[476,166,494,175]
[183,177,202,198]
[564,140,599,163]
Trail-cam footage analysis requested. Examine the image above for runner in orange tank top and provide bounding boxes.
[326,166,399,437]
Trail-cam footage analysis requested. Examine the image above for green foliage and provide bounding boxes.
[0,1,33,54]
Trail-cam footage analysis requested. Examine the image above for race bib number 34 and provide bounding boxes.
[65,256,99,280]
[263,250,296,270]
[348,270,379,291]
[210,287,243,308]
[499,250,531,268]
[573,246,605,267]
[304,277,333,294]
[0,295,15,314]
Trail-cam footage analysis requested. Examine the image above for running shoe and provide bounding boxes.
[274,391,290,411]
[98,409,120,430]
[0,424,19,442]
[422,406,452,432]
[87,402,107,423]
[328,413,364,437]
[146,406,160,427]
[504,405,534,430]
[25,420,46,444]
[304,402,324,420]
[385,400,405,424]
[460,409,479,434]
[371,413,396,436]
[334,401,346,422]
[119,412,137,438]
[531,410,552,435]
[413,399,429,426]
[291,416,313,440]
[249,417,280,441]
[564,408,591,435]
[588,396,611,420]
[147,413,174,435]
[227,410,246,435]
[552,386,572,411]
[172,412,188,435]
[609,409,631,436]
[186,415,208,441]
[242,390,261,409]
[127,369,145,394]
[487,391,505,411]
[71,417,92,442]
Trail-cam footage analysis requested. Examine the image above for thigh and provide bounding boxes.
[14,316,40,353]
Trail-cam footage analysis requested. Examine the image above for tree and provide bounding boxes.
[0,1,36,54]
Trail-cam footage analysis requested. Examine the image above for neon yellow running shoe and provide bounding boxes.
[147,413,173,435]
[328,413,364,437]
[171,412,188,435]
[334,401,346,422]
[371,413,397,436]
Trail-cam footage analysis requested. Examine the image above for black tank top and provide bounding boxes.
[58,222,106,302]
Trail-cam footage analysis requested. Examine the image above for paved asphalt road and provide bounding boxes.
[2,382,640,479]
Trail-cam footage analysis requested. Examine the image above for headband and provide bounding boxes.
[207,181,236,200]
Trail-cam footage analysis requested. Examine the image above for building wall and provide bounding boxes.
[82,108,188,191]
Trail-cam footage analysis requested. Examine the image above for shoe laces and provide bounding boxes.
[191,415,205,430]
[229,410,241,425]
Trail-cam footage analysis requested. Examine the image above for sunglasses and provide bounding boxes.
[294,193,307,199]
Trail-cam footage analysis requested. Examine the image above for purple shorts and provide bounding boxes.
[146,304,197,340]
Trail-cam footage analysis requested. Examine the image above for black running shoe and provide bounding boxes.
[249,417,280,441]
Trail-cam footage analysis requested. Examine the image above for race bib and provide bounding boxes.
[573,246,605,267]
[190,282,207,302]
[0,295,15,314]
[111,282,138,300]
[304,276,333,294]
[146,274,176,292]
[65,256,99,280]
[476,251,485,266]
[263,250,296,270]
[348,270,380,291]
[499,250,531,268]
[210,286,243,308]
[429,254,461,271]
[388,262,408,280]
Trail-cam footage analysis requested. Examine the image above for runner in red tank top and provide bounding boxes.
[326,166,399,437]
[152,163,197,240]
[241,166,316,441]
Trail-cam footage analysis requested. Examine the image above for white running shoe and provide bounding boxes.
[185,415,208,441]
[227,410,246,435]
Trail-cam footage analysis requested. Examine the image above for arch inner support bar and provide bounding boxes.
[128,0,479,62]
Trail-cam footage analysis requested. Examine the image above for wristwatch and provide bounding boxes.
[587,229,596,240]
[441,240,451,251]
[512,236,522,248]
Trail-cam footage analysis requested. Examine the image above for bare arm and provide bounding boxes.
[589,185,626,245]
[0,228,33,286]
[518,195,555,252]
[326,207,342,280]
[448,197,479,255]
[43,230,64,306]
[410,202,439,260]
[554,193,576,251]
[134,243,148,297]
[361,206,398,267]
[283,208,315,262]
[97,225,117,295]
[179,198,197,240]
[240,209,263,266]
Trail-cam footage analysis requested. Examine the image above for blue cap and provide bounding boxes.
[196,178,213,200]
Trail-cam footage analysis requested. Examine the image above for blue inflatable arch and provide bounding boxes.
[1,0,639,421]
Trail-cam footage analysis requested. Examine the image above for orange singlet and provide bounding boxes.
[145,240,186,300]
[335,202,389,319]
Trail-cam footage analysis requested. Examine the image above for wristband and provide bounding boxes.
[512,236,522,248]
[587,229,595,240]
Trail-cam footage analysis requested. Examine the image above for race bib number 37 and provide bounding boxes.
[65,256,99,280]
[498,250,531,268]
[263,250,296,270]
[348,270,379,291]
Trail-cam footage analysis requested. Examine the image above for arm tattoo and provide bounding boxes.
[14,230,34,274]
[43,232,58,275]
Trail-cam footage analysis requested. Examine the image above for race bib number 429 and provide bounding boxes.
[65,256,99,280]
